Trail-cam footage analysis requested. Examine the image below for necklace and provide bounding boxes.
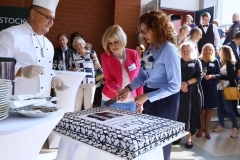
[112,49,126,67]
[35,34,46,57]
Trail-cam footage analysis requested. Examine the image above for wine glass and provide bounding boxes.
[202,67,207,76]
[53,60,57,70]
[76,63,81,72]
[58,61,63,71]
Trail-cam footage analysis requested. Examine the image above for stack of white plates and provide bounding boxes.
[0,79,12,120]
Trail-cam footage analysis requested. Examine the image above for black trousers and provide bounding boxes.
[143,86,180,160]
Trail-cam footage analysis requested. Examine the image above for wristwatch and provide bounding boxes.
[125,84,132,91]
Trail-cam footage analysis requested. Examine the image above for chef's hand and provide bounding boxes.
[21,65,44,79]
[117,87,130,102]
[51,77,64,92]
[134,94,148,105]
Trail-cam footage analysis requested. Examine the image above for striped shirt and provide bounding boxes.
[69,51,96,84]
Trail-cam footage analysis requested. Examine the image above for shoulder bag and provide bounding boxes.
[220,80,240,100]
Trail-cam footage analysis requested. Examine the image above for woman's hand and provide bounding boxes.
[204,75,212,80]
[91,54,97,61]
[181,81,188,93]
[136,104,143,114]
[134,94,148,105]
[72,68,78,71]
[181,81,188,90]
[117,88,129,102]
[181,87,188,93]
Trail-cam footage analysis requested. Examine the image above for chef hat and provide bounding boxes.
[33,0,59,12]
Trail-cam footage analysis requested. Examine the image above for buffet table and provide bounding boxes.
[48,71,86,148]
[0,110,64,160]
[53,107,187,160]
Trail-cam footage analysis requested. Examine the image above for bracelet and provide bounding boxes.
[186,81,189,86]
[93,60,97,62]
[125,84,132,91]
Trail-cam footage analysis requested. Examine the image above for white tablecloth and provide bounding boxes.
[54,131,188,160]
[48,71,86,148]
[0,110,64,160]
[54,71,86,112]
[56,135,163,160]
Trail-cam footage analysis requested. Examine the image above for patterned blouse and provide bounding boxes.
[69,50,98,84]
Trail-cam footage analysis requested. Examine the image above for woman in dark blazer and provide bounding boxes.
[197,43,220,139]
[213,45,239,138]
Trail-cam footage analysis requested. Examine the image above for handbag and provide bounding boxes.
[220,80,240,100]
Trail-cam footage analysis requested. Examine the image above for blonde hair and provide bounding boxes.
[179,42,194,58]
[220,45,236,66]
[180,25,191,33]
[212,19,219,27]
[186,14,193,21]
[102,25,127,54]
[199,43,215,62]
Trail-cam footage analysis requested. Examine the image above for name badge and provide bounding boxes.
[209,63,215,67]
[128,63,136,71]
[188,63,195,67]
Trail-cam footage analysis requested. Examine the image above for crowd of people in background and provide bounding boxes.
[51,10,240,160]
[2,1,240,159]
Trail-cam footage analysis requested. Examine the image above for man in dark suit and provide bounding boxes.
[51,33,74,101]
[53,33,74,70]
[227,31,240,117]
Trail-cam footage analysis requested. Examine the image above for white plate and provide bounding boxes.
[0,107,10,113]
[14,105,62,118]
[0,114,8,120]
[0,111,8,117]
[0,100,8,104]
[0,97,9,101]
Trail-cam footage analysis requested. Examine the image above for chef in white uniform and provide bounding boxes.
[0,0,63,96]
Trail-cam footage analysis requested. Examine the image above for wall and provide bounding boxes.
[220,0,240,25]
[141,0,200,14]
[161,9,194,29]
[0,0,140,55]
[114,0,140,47]
[161,0,199,11]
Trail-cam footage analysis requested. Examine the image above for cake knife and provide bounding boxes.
[103,97,117,106]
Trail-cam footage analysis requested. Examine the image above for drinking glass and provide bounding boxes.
[58,61,63,71]
[76,63,81,72]
[53,60,57,70]
[202,67,207,76]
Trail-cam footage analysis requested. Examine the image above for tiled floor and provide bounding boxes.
[38,129,240,160]
[171,129,240,160]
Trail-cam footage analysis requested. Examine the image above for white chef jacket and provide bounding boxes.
[0,21,56,96]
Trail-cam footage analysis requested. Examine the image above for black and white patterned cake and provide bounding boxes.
[54,107,185,159]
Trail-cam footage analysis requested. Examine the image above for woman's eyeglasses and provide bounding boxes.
[34,9,56,23]
[107,41,119,46]
[140,28,149,35]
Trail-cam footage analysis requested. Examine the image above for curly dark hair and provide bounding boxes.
[139,10,177,50]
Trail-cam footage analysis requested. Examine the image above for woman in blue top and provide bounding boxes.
[118,10,181,160]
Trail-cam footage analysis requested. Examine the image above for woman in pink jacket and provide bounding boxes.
[101,25,143,112]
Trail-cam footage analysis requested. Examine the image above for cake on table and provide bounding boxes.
[54,107,185,160]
